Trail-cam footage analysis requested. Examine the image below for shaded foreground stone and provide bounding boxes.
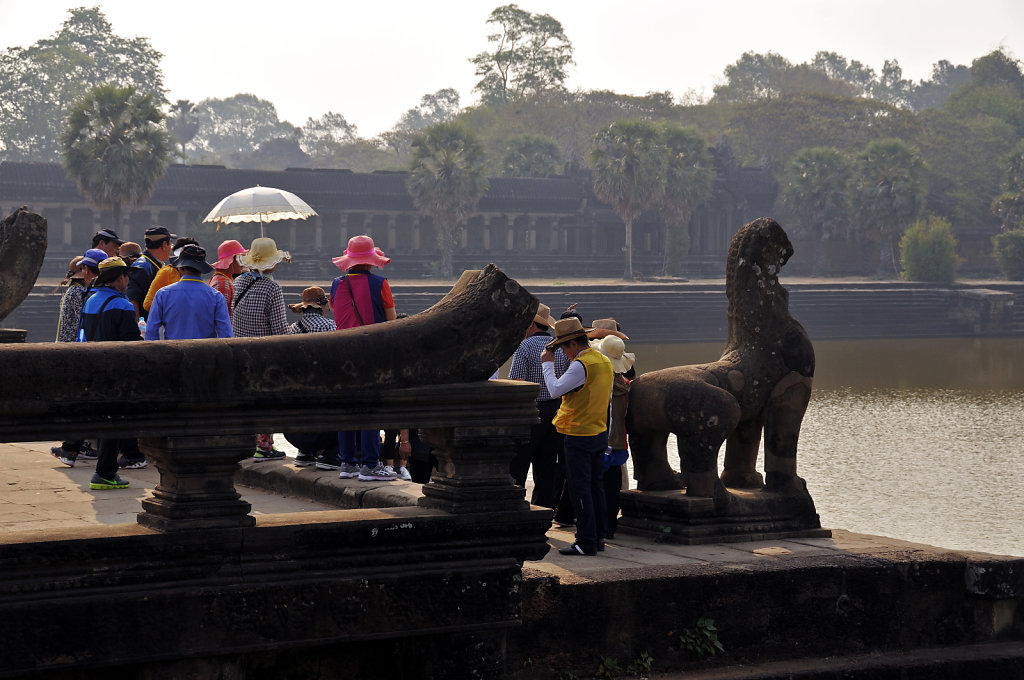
[0,264,556,679]
[507,531,1024,679]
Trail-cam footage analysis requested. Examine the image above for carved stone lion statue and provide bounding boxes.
[626,217,815,497]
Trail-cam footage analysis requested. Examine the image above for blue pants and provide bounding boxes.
[338,430,380,468]
[563,431,609,553]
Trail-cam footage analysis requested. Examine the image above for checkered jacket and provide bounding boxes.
[289,311,336,334]
[509,332,569,401]
[230,273,290,337]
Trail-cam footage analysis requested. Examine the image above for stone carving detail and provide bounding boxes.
[0,207,47,323]
[627,217,815,497]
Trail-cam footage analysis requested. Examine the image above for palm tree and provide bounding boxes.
[407,122,488,279]
[782,146,851,275]
[588,120,666,281]
[849,138,927,276]
[658,124,714,276]
[60,84,171,231]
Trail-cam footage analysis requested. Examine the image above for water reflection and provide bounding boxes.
[634,338,1024,556]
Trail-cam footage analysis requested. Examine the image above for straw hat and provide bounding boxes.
[66,255,85,277]
[332,234,390,271]
[533,303,556,328]
[240,237,291,271]
[594,335,635,373]
[545,317,593,350]
[289,286,330,313]
[588,318,629,340]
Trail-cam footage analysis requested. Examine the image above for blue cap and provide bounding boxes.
[81,248,108,268]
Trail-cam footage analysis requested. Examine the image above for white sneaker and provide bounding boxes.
[383,465,397,475]
[358,463,397,481]
[398,465,412,481]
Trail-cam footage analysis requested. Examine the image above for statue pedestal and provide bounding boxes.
[618,486,831,545]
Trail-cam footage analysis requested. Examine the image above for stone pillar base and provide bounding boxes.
[137,435,255,532]
[419,425,531,514]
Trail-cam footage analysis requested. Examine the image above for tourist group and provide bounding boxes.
[52,225,637,556]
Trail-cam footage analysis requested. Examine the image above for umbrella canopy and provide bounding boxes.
[203,185,317,235]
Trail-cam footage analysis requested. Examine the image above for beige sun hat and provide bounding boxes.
[545,317,593,351]
[240,237,291,271]
[533,303,556,329]
[595,335,635,373]
[587,318,629,340]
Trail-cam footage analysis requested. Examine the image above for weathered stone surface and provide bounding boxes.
[0,207,46,322]
[0,264,538,442]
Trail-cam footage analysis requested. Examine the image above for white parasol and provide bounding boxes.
[203,185,317,236]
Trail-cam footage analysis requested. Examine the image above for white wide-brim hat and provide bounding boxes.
[594,335,635,373]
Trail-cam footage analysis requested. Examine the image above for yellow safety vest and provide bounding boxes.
[552,348,613,437]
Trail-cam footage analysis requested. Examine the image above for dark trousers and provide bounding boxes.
[96,438,140,479]
[338,430,380,468]
[563,432,608,553]
[509,398,563,508]
[603,464,623,537]
[284,432,338,456]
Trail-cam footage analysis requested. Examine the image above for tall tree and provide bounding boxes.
[187,94,297,166]
[870,59,913,107]
[407,122,489,279]
[166,99,199,160]
[809,51,876,97]
[781,147,852,274]
[849,138,927,276]
[60,84,171,231]
[712,51,793,102]
[992,139,1024,230]
[300,112,358,159]
[0,7,165,162]
[471,4,574,105]
[909,60,970,110]
[380,88,462,156]
[588,120,666,281]
[657,124,714,276]
[501,133,562,176]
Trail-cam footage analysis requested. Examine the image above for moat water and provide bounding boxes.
[635,338,1024,557]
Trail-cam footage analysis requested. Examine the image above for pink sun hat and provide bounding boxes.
[332,234,391,270]
[213,239,247,269]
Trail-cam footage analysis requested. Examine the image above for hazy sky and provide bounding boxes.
[1,1,1022,136]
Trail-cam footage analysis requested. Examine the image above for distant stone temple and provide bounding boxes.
[0,140,777,281]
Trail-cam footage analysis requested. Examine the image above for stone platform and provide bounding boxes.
[3,441,1023,678]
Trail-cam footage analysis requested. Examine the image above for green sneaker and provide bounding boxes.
[89,473,130,490]
[252,447,286,462]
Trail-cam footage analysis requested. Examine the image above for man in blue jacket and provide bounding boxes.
[146,245,233,340]
[79,256,144,489]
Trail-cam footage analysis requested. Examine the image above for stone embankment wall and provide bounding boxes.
[5,281,1023,344]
